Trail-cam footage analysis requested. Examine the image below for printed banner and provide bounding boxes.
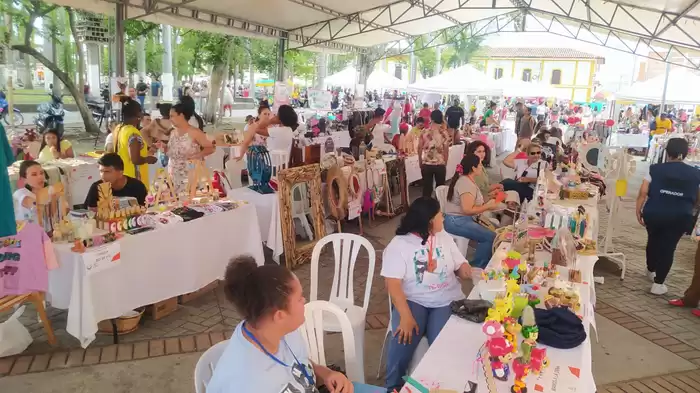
[82,242,121,276]
[273,81,292,113]
[308,89,332,110]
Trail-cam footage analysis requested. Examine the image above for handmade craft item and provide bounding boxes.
[511,357,530,393]
[149,169,178,206]
[247,145,274,194]
[483,321,514,381]
[520,306,538,364]
[95,182,147,232]
[187,160,218,202]
[530,347,549,375]
[502,316,522,353]
[35,182,69,235]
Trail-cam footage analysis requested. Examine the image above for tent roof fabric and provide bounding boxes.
[477,47,605,61]
[407,64,503,96]
[47,0,700,67]
[614,69,700,105]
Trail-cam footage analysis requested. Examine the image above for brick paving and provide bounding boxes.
[4,158,700,386]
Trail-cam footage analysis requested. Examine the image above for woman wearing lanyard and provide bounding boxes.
[208,256,357,393]
[418,110,450,197]
[636,138,700,295]
[381,197,474,392]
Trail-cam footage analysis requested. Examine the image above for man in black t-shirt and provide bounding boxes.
[445,99,465,145]
[84,153,148,208]
[136,79,148,107]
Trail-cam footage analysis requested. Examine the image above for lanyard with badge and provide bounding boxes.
[414,233,437,272]
[241,322,315,386]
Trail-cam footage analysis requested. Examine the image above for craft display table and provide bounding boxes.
[46,204,265,347]
[8,158,100,207]
[403,244,597,393]
[226,187,283,262]
[484,130,518,155]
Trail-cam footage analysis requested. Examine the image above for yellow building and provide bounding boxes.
[471,48,605,101]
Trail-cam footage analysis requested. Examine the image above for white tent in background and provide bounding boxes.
[324,67,357,88]
[366,69,407,90]
[325,67,408,90]
[615,70,700,105]
[407,64,503,96]
[494,77,571,99]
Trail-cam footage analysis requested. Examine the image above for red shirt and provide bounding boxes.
[419,108,431,125]
[404,102,412,115]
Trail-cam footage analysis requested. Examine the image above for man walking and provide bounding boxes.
[519,106,536,139]
[445,99,465,145]
[136,78,148,108]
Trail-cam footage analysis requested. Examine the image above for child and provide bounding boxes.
[13,160,46,223]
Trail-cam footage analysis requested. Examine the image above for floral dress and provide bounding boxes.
[167,130,200,196]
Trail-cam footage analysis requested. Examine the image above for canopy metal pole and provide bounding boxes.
[660,62,670,113]
[276,38,286,82]
[115,4,126,77]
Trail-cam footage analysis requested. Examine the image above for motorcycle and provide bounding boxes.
[34,93,65,137]
[0,95,24,127]
[86,89,116,134]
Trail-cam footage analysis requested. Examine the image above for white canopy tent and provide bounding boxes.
[325,67,407,90]
[494,77,572,100]
[615,70,700,105]
[407,65,503,96]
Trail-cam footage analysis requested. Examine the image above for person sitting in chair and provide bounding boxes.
[84,153,148,208]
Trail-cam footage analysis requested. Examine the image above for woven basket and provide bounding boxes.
[97,308,144,335]
[563,189,590,200]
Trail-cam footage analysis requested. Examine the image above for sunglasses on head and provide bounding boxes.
[529,151,541,155]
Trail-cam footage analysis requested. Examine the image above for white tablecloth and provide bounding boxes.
[227,187,283,261]
[609,133,649,148]
[404,243,597,392]
[47,204,265,347]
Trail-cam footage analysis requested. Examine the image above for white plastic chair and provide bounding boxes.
[301,300,363,383]
[270,150,290,178]
[310,233,376,384]
[292,183,314,240]
[193,340,229,393]
[434,185,470,255]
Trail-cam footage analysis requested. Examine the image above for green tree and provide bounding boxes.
[3,0,100,133]
[284,49,314,82]
[442,30,483,69]
[327,53,355,74]
[249,39,277,76]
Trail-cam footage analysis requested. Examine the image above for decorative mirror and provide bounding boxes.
[278,164,326,269]
[384,158,409,216]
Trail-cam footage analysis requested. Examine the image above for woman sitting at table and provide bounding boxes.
[37,128,74,162]
[464,140,502,198]
[208,255,369,393]
[381,197,473,392]
[13,160,46,222]
[443,154,498,268]
[164,96,214,196]
[636,138,700,295]
[502,142,546,202]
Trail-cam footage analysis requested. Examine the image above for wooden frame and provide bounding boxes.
[384,158,409,216]
[278,164,326,269]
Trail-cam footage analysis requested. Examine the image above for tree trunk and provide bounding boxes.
[23,56,34,89]
[204,63,225,124]
[13,44,100,134]
[66,8,85,93]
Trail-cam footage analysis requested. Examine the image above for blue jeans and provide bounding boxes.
[137,95,145,107]
[443,214,496,268]
[385,300,452,391]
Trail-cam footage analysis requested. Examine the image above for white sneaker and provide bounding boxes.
[651,283,668,295]
[647,271,656,281]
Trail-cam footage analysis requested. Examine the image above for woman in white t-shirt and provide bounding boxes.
[13,160,47,223]
[236,105,297,161]
[381,197,473,392]
[502,142,546,202]
[443,154,499,268]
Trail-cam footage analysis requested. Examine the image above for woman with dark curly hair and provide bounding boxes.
[464,140,503,199]
[381,197,473,391]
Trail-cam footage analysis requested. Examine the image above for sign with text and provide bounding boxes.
[273,81,292,113]
[82,242,121,276]
[308,89,332,110]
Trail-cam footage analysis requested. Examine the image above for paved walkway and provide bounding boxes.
[3,157,700,391]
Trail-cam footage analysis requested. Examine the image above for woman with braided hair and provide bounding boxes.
[112,97,157,185]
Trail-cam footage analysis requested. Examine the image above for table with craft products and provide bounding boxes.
[402,189,601,393]
[46,203,265,347]
[403,242,597,393]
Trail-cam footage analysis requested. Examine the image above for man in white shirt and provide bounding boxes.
[536,103,547,123]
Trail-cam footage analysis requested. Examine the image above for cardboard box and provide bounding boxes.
[148,296,178,320]
[180,281,219,304]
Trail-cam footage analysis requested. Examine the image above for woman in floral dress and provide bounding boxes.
[165,96,214,196]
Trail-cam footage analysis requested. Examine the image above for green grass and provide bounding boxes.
[6,88,76,105]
